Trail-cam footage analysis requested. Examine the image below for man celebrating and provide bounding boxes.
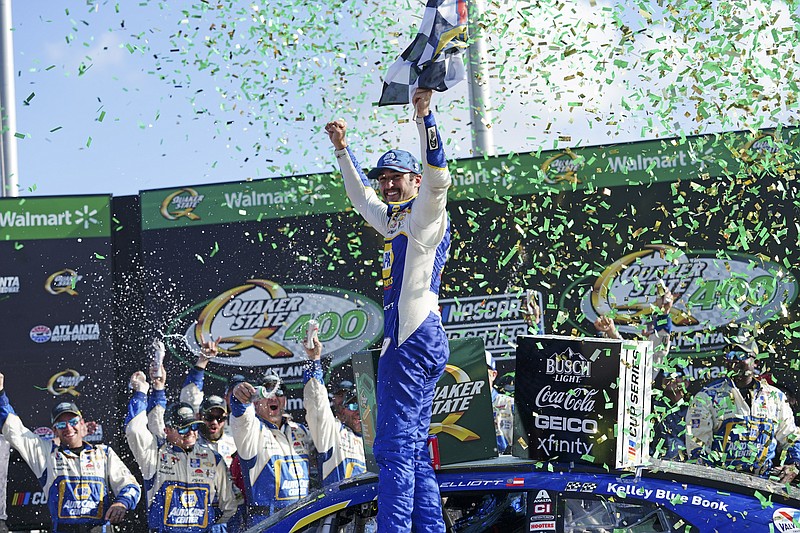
[0,373,140,532]
[685,337,800,482]
[325,88,451,532]
[230,374,313,527]
[302,333,366,484]
[126,368,236,532]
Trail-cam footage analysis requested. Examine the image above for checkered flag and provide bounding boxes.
[378,0,469,106]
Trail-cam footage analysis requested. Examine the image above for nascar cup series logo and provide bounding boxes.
[35,369,86,397]
[429,364,486,442]
[541,149,582,184]
[160,188,204,221]
[572,245,798,352]
[179,280,383,367]
[45,269,82,296]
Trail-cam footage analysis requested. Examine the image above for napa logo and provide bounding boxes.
[174,280,383,367]
[570,245,798,352]
[160,188,205,221]
[541,149,582,184]
[45,269,83,296]
[430,364,486,442]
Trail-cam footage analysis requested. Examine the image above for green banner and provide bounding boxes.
[140,127,799,229]
[0,196,111,241]
[353,336,496,473]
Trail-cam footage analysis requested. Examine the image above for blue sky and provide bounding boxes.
[9,0,799,197]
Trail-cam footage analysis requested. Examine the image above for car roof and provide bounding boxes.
[255,456,800,532]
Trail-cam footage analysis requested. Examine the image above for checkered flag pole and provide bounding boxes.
[378,0,469,106]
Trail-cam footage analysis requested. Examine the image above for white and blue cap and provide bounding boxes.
[367,149,422,180]
[485,350,496,371]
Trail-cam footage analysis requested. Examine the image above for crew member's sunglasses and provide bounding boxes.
[343,402,359,412]
[203,414,228,423]
[725,350,754,361]
[174,423,201,435]
[53,417,81,430]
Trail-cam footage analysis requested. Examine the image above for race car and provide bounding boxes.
[253,456,800,532]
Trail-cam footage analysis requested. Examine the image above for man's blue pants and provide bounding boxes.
[374,313,449,533]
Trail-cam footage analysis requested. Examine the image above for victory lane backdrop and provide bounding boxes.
[138,183,388,417]
[0,195,116,530]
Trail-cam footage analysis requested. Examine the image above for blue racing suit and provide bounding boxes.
[651,402,688,461]
[303,360,366,484]
[685,377,800,475]
[335,111,451,533]
[0,392,140,533]
[229,395,312,527]
[125,390,236,532]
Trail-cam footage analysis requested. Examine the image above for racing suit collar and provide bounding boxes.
[387,194,417,209]
[58,442,92,455]
[166,442,194,454]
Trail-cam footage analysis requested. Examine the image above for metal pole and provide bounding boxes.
[0,0,19,197]
[465,0,496,157]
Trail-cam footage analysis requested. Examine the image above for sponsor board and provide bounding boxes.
[566,246,798,354]
[354,337,496,472]
[170,280,383,371]
[0,196,109,240]
[441,292,540,355]
[33,427,55,441]
[515,335,651,468]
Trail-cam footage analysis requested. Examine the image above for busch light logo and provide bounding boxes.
[545,347,591,384]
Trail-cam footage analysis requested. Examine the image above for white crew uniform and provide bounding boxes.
[125,391,236,532]
[229,395,313,527]
[303,360,366,484]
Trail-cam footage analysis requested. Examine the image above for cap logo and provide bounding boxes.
[383,152,398,164]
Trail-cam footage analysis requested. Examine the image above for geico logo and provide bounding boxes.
[534,414,597,434]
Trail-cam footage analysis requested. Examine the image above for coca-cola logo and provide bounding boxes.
[535,386,598,412]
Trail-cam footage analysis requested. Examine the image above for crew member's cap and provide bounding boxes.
[200,395,228,415]
[367,149,422,180]
[485,351,496,371]
[164,402,198,429]
[226,374,247,391]
[724,335,758,360]
[332,380,355,396]
[261,372,284,397]
[51,402,82,424]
